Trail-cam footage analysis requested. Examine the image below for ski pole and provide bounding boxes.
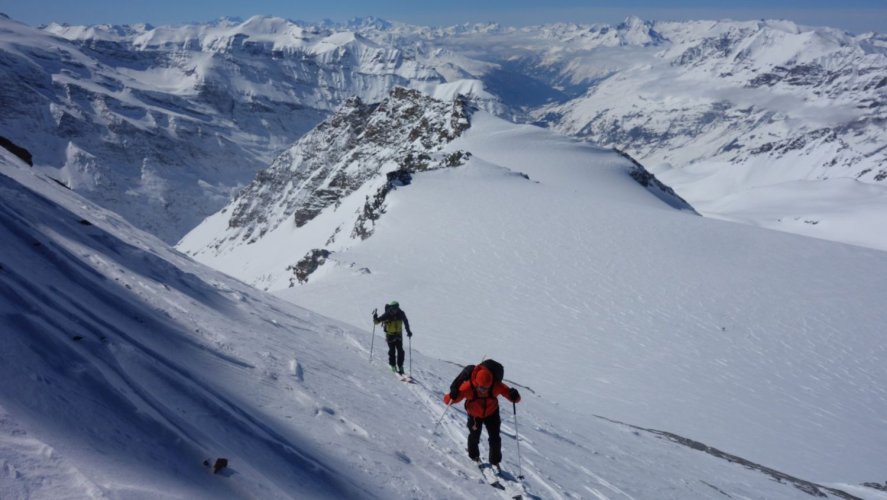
[432,402,452,435]
[408,335,412,378]
[513,402,525,480]
[369,309,377,362]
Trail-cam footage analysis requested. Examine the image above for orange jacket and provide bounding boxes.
[443,379,520,418]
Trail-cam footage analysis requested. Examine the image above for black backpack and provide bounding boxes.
[449,359,504,398]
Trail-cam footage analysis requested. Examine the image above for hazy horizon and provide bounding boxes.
[1,1,884,34]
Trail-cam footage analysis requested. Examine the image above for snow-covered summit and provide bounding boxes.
[614,15,665,46]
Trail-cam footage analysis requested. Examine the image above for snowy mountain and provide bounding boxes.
[179,90,887,493]
[0,15,444,243]
[2,14,884,250]
[357,17,887,250]
[525,19,887,250]
[6,127,887,498]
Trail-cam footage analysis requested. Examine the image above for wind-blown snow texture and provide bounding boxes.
[1,14,884,248]
[180,92,887,495]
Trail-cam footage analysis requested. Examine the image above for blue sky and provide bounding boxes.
[1,0,884,34]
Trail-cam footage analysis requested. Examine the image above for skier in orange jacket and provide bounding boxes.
[443,364,521,467]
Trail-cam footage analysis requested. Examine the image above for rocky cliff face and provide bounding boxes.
[180,87,471,285]
[224,87,470,244]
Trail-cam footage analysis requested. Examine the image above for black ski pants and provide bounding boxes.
[386,334,404,370]
[467,411,502,465]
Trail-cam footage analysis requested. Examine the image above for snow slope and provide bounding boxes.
[181,105,887,487]
[2,142,882,496]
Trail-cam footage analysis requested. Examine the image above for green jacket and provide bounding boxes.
[374,307,412,337]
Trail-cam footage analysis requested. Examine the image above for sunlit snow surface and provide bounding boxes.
[5,138,887,497]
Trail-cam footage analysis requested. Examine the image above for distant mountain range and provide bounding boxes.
[1,14,884,247]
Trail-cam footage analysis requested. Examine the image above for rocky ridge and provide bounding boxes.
[186,87,472,285]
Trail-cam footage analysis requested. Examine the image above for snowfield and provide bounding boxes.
[4,132,887,498]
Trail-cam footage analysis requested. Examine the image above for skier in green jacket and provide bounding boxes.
[373,301,412,375]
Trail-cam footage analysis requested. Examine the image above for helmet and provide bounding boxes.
[472,367,493,388]
[388,300,399,307]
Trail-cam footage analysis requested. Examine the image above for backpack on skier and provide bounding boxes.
[448,359,504,399]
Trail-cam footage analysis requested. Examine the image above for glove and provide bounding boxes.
[443,393,452,405]
[372,312,378,321]
[508,388,521,403]
[407,331,413,338]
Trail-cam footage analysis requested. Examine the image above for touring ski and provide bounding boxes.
[475,461,524,499]
[476,462,506,490]
[493,465,525,499]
